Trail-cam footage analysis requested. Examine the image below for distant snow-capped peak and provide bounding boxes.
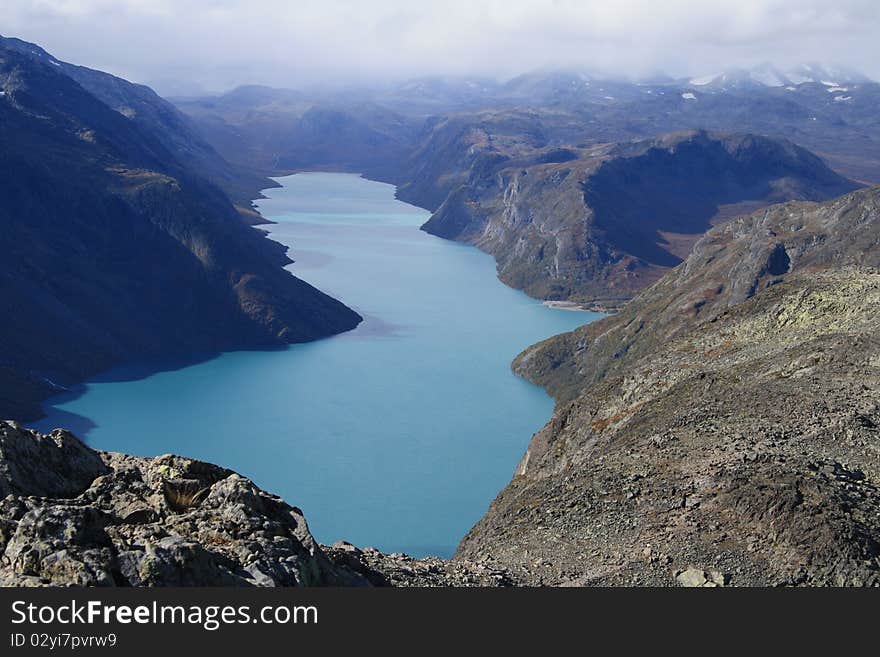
[686,65,788,89]
[686,63,871,90]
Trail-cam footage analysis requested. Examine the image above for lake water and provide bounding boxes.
[34,173,601,557]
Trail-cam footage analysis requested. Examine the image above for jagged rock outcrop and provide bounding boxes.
[457,186,880,586]
[0,426,107,500]
[0,422,510,587]
[0,422,349,586]
[323,542,515,587]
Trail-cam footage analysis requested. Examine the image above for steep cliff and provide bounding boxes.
[0,40,361,420]
[421,130,859,308]
[457,186,880,586]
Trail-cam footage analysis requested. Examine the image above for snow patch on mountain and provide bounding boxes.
[689,74,720,86]
[748,65,787,87]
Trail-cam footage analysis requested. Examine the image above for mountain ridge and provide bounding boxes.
[419,129,859,307]
[0,35,272,210]
[0,38,361,421]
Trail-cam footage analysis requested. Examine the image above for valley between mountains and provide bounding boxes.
[1,34,880,586]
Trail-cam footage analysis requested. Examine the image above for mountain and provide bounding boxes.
[780,63,871,86]
[418,129,859,308]
[0,36,270,209]
[174,87,419,180]
[686,66,790,90]
[0,39,361,421]
[501,69,604,102]
[457,185,880,586]
[382,75,504,112]
[175,64,880,190]
[680,63,863,90]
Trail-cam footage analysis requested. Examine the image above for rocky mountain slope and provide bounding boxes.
[420,129,858,308]
[0,40,361,421]
[0,422,509,587]
[457,185,880,586]
[0,36,270,208]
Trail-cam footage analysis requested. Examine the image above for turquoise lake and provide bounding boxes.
[34,173,601,557]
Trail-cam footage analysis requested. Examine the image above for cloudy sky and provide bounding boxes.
[3,0,878,94]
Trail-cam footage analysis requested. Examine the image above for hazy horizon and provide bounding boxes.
[3,0,879,96]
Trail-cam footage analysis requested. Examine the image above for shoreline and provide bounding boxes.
[542,299,622,314]
[542,300,592,312]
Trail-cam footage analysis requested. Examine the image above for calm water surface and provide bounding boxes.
[35,173,601,557]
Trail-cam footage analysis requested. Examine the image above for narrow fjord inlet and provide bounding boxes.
[34,173,600,557]
[4,1,880,596]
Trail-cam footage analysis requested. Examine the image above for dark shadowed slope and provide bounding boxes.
[0,35,271,209]
[0,41,360,420]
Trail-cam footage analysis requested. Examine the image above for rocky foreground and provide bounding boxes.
[458,185,880,586]
[0,421,509,586]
